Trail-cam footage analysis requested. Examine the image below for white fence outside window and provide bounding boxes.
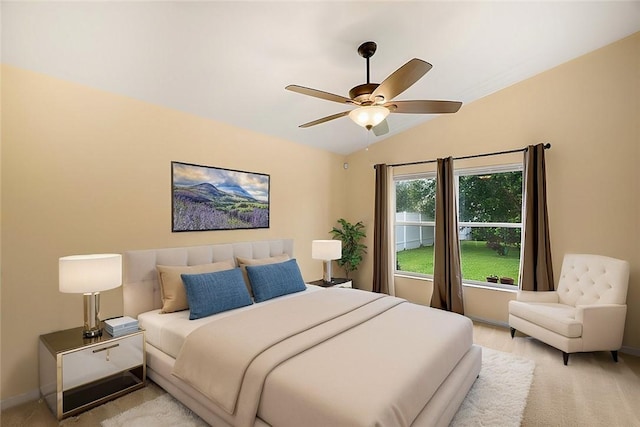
[395,212,434,251]
[396,212,474,252]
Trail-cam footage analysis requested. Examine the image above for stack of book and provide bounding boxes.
[104,316,139,337]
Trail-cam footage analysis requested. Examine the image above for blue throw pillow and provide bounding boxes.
[181,268,252,320]
[246,258,307,303]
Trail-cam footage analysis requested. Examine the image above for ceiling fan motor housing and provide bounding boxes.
[349,83,379,104]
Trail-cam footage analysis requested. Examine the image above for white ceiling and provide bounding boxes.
[2,1,639,155]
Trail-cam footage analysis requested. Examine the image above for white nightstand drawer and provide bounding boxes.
[62,333,143,390]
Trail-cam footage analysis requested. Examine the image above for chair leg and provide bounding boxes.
[510,327,516,338]
[563,352,569,365]
[611,350,618,362]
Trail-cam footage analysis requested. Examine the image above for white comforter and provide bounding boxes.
[172,288,474,427]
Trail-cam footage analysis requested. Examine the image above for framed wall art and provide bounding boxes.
[172,161,270,232]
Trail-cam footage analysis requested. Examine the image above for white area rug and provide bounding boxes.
[451,347,535,427]
[102,347,534,427]
[101,393,208,427]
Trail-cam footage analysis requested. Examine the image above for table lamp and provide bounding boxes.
[59,254,122,338]
[312,240,342,284]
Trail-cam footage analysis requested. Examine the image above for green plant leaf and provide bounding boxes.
[329,218,367,279]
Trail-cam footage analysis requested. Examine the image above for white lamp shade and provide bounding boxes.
[59,254,122,294]
[348,106,390,129]
[312,240,342,261]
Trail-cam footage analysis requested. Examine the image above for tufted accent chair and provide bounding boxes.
[509,254,629,365]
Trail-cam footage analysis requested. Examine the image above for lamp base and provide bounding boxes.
[83,327,103,339]
[322,260,333,283]
[83,292,103,338]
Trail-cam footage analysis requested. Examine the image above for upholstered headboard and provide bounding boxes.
[123,239,294,318]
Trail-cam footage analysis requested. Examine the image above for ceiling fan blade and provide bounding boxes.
[388,100,462,114]
[372,119,389,136]
[286,85,354,105]
[371,59,432,103]
[299,110,351,128]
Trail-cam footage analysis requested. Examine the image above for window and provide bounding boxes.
[394,165,523,287]
[395,176,436,277]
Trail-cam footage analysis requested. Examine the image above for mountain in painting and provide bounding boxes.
[172,182,268,231]
[216,184,258,201]
[173,182,228,203]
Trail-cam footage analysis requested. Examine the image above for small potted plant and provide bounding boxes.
[499,277,515,285]
[486,275,499,283]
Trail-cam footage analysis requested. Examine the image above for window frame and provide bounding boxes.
[393,163,523,289]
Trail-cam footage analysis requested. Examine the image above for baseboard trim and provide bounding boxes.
[621,345,640,357]
[467,315,509,329]
[0,388,40,411]
[469,316,640,357]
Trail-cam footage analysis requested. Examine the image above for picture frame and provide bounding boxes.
[172,161,270,232]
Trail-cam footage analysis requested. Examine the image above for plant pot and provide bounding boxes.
[486,276,499,283]
[499,277,514,285]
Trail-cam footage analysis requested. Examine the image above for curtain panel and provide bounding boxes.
[373,164,395,295]
[520,143,554,291]
[431,157,464,314]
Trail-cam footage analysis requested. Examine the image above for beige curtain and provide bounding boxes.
[373,164,395,295]
[520,143,554,291]
[431,158,464,314]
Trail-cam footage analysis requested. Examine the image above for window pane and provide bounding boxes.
[395,178,436,220]
[459,171,522,223]
[395,177,436,275]
[395,225,434,275]
[459,226,521,285]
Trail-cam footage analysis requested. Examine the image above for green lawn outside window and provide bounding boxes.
[395,241,520,284]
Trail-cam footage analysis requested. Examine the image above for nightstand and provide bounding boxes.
[39,326,145,420]
[308,278,353,288]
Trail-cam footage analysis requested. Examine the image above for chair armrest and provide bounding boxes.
[576,304,627,351]
[516,290,558,303]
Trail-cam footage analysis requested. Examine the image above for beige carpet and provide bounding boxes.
[100,347,534,427]
[473,323,640,426]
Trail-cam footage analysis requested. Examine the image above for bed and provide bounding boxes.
[123,239,481,427]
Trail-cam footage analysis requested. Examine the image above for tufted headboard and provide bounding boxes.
[123,239,294,318]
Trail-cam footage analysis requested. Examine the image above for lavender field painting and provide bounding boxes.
[172,162,269,231]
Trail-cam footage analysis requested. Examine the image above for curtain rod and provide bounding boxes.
[381,142,551,168]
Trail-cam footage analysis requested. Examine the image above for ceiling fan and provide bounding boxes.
[285,41,462,136]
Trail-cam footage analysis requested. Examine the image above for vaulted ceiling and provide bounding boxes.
[3,1,639,154]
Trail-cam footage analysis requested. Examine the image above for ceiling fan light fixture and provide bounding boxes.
[348,106,390,130]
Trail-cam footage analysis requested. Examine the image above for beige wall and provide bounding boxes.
[2,32,638,404]
[0,65,347,401]
[346,33,640,348]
